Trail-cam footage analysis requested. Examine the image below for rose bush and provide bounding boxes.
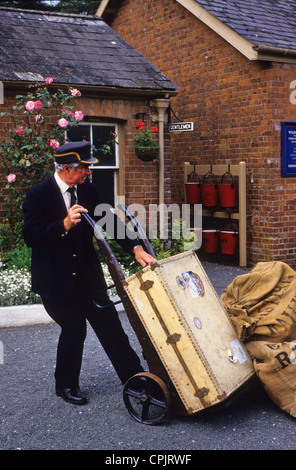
[0,76,84,246]
[0,76,121,305]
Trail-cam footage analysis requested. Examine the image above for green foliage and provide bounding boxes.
[147,221,197,262]
[0,223,12,253]
[0,1,99,14]
[96,237,135,271]
[0,239,37,306]
[1,244,32,271]
[169,218,198,255]
[54,0,99,14]
[0,220,25,252]
[0,76,84,245]
[0,1,54,10]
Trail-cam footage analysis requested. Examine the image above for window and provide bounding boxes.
[67,122,119,207]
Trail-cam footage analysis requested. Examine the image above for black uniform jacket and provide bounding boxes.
[22,175,138,302]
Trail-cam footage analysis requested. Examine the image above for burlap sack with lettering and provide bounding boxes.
[246,340,296,418]
[221,261,296,418]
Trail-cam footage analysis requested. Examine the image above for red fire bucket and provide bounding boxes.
[202,172,218,207]
[202,229,219,253]
[185,182,201,204]
[218,172,237,208]
[220,230,238,255]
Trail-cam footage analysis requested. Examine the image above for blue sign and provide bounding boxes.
[281,122,296,177]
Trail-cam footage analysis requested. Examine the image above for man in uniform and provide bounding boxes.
[22,141,156,405]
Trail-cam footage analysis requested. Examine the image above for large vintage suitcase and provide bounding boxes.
[123,250,254,416]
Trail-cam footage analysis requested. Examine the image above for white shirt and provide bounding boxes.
[54,171,77,211]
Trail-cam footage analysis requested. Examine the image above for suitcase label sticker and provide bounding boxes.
[134,297,147,312]
[176,271,205,298]
[193,317,202,330]
[229,338,248,364]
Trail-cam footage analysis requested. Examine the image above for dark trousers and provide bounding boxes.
[42,293,143,389]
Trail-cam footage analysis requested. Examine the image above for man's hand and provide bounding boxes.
[133,245,157,267]
[63,204,88,231]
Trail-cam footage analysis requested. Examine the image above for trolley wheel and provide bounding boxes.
[123,372,171,425]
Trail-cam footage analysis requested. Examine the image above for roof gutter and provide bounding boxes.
[255,45,296,64]
[1,81,179,98]
[177,0,296,64]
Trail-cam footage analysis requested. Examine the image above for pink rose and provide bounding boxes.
[74,111,84,122]
[25,100,35,112]
[34,100,43,110]
[44,76,55,84]
[70,88,81,98]
[49,139,60,150]
[7,173,16,183]
[14,126,24,136]
[58,118,68,128]
[34,114,44,123]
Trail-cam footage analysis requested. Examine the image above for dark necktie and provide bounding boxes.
[67,187,77,208]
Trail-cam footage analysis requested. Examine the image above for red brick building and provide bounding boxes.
[0,7,178,235]
[97,0,296,268]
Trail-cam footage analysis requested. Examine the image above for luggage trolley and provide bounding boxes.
[83,207,254,425]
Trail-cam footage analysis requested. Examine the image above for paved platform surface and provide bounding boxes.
[1,260,296,452]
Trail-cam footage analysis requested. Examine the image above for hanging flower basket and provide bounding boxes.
[134,145,159,161]
[133,121,159,161]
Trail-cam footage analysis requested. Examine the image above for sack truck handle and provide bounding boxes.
[117,203,156,258]
[82,206,156,309]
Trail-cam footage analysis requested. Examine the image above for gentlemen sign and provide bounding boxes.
[169,122,194,132]
[281,122,296,176]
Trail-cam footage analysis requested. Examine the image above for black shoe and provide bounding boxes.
[56,387,88,405]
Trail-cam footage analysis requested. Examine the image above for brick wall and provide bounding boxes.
[0,89,171,233]
[0,90,17,221]
[77,95,171,209]
[110,0,296,267]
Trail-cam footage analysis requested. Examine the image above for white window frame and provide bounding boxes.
[68,122,120,206]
